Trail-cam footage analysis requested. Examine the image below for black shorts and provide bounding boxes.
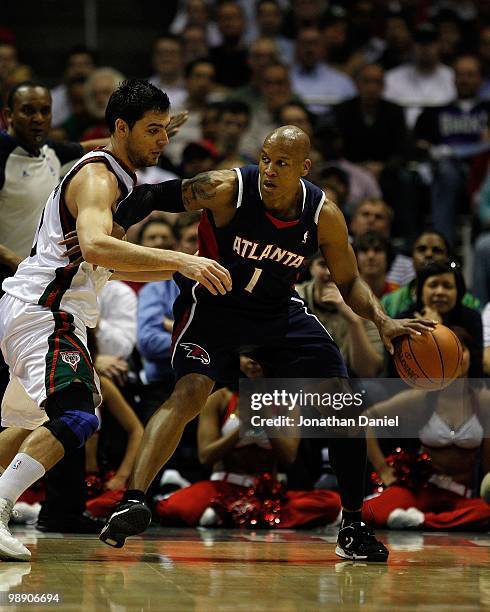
[171,281,348,386]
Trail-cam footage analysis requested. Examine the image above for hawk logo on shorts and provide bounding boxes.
[60,351,81,372]
[12,460,22,470]
[180,343,211,365]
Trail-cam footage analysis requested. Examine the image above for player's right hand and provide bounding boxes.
[179,255,232,295]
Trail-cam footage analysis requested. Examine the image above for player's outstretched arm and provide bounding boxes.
[317,199,435,353]
[67,164,232,295]
[113,169,238,230]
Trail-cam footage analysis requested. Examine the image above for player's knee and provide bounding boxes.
[173,375,212,422]
[42,382,99,450]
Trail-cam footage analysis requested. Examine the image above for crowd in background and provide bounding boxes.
[2,0,490,532]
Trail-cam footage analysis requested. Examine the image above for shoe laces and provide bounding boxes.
[0,498,13,535]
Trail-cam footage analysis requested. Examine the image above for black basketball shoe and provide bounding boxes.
[336,522,389,562]
[99,499,152,548]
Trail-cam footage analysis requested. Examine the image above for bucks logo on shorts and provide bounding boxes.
[60,351,81,372]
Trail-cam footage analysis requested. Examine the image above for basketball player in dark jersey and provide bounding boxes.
[101,126,435,560]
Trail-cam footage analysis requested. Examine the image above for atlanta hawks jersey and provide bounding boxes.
[196,164,325,316]
[2,149,136,327]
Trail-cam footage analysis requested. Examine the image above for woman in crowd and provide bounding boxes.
[363,326,490,530]
[399,259,483,375]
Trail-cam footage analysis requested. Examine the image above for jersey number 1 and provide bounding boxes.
[245,268,262,293]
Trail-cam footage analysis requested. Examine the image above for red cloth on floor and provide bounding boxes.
[154,480,341,528]
[87,489,124,517]
[363,484,490,530]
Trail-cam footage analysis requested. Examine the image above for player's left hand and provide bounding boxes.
[59,230,83,264]
[60,222,126,265]
[167,111,189,139]
[378,316,436,355]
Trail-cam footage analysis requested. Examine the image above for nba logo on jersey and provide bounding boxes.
[180,343,211,365]
[61,351,81,372]
[302,231,309,244]
[12,460,22,470]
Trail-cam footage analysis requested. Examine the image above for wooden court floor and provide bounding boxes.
[0,526,489,611]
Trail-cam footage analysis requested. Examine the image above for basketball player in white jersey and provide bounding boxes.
[0,79,231,560]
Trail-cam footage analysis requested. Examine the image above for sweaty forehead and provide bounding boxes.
[263,135,308,160]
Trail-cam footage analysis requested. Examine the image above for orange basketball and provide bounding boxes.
[393,324,463,390]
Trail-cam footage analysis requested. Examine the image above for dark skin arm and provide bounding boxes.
[317,199,436,353]
[181,170,238,226]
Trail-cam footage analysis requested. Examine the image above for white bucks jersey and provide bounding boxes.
[2,150,136,327]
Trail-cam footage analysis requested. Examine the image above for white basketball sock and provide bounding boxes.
[0,454,45,504]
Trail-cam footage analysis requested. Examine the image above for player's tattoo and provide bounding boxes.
[182,173,217,206]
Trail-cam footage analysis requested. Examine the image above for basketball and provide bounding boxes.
[393,324,463,390]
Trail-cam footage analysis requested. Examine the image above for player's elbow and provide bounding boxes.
[80,237,107,265]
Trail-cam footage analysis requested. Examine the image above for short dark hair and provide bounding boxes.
[219,99,251,119]
[105,79,170,133]
[6,80,49,110]
[353,230,395,269]
[174,212,201,240]
[184,57,213,79]
[153,33,183,52]
[67,44,98,64]
[411,228,451,256]
[137,217,175,245]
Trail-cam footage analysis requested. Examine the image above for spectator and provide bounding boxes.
[50,45,97,128]
[180,140,218,177]
[209,1,251,88]
[381,229,480,318]
[290,27,356,115]
[313,125,382,215]
[240,61,298,160]
[478,25,490,100]
[349,198,412,287]
[316,165,350,211]
[149,34,187,109]
[399,259,483,372]
[319,6,351,71]
[55,76,91,142]
[382,229,480,317]
[215,100,252,169]
[364,326,490,531]
[169,0,221,47]
[94,281,137,388]
[174,211,200,255]
[384,23,456,128]
[255,0,294,64]
[413,55,489,244]
[0,42,32,109]
[296,253,384,378]
[334,63,417,246]
[353,231,399,298]
[283,0,326,39]
[181,25,210,64]
[436,10,466,66]
[164,58,221,165]
[378,12,414,71]
[85,374,144,496]
[231,36,279,108]
[81,67,125,141]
